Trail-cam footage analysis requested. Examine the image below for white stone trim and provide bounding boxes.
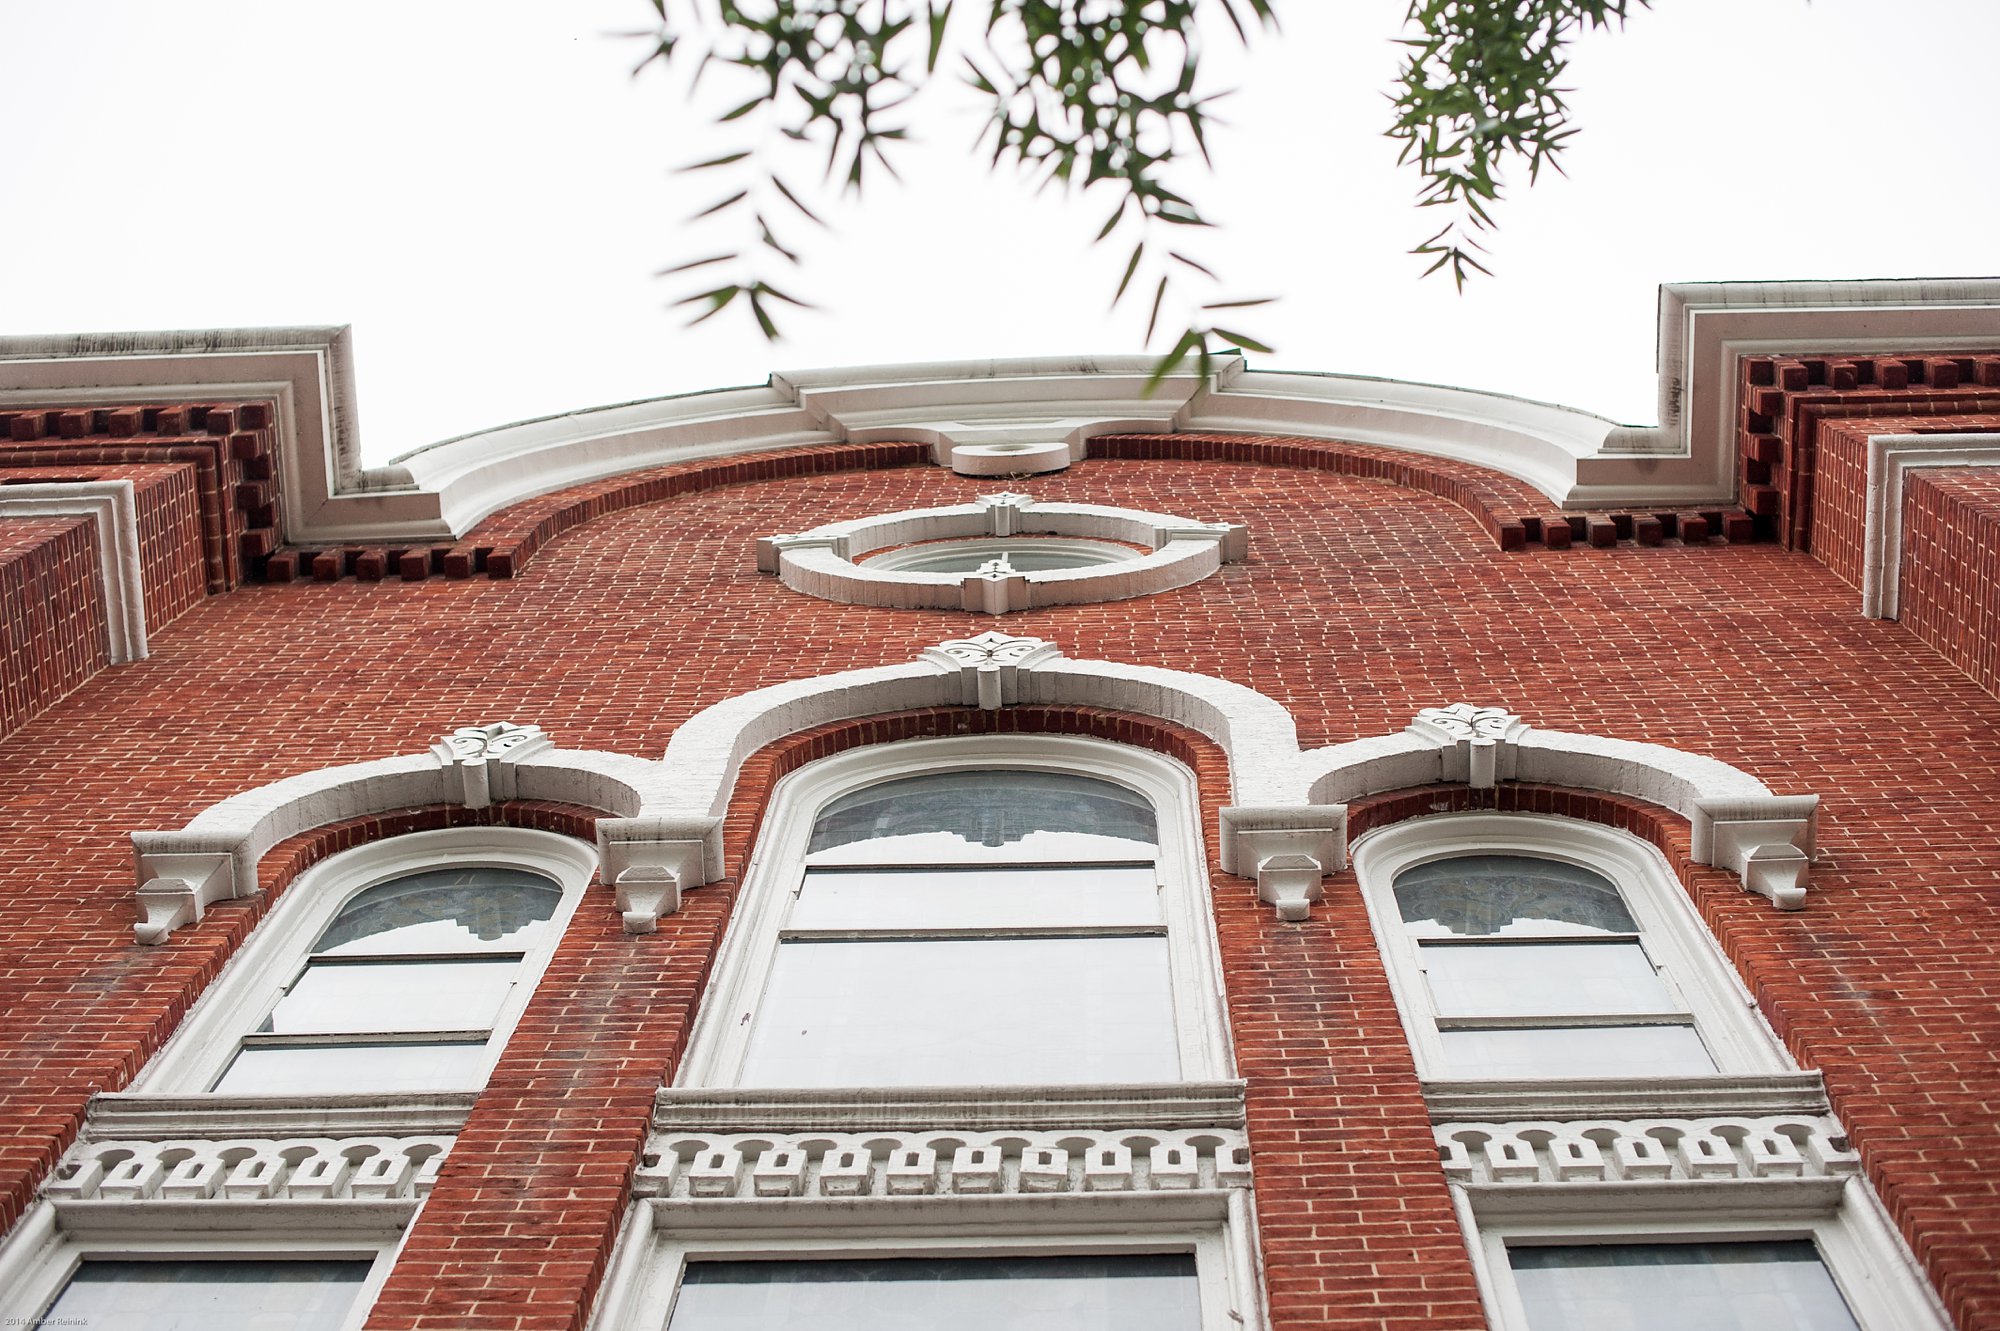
[43,1135,454,1203]
[635,1128,1251,1200]
[654,1082,1247,1132]
[128,720,656,943]
[1352,813,1796,1081]
[1436,1116,1857,1187]
[129,827,595,1094]
[1421,1073,1831,1124]
[1860,431,2000,618]
[0,480,148,663]
[758,494,1247,614]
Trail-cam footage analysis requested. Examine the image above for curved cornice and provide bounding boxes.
[8,278,1993,547]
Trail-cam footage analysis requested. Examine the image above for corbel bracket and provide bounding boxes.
[131,850,238,945]
[430,721,553,809]
[1691,795,1818,910]
[1219,806,1348,922]
[1408,704,1528,789]
[599,816,726,933]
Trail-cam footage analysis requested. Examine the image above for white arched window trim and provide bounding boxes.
[1352,812,1793,1087]
[131,827,597,1095]
[675,734,1236,1089]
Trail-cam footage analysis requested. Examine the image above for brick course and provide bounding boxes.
[0,450,1996,1328]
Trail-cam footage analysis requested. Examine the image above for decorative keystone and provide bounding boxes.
[132,850,237,945]
[977,492,1037,536]
[1691,795,1818,910]
[960,559,1029,615]
[1218,806,1348,921]
[599,816,724,932]
[755,531,850,574]
[918,632,1063,709]
[1409,704,1528,788]
[430,722,553,808]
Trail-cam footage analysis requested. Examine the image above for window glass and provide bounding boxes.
[1509,1240,1861,1331]
[42,1259,371,1331]
[213,1040,492,1094]
[258,958,518,1034]
[669,1254,1200,1331]
[741,937,1180,1086]
[1397,855,1637,938]
[790,866,1160,931]
[1423,942,1675,1017]
[313,868,560,956]
[1440,1026,1714,1079]
[807,771,1157,861]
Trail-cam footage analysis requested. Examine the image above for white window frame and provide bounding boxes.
[1352,813,1791,1081]
[675,735,1235,1088]
[0,1200,406,1331]
[132,827,597,1094]
[592,1197,1260,1331]
[1460,1187,1950,1331]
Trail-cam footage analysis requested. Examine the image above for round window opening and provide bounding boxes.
[861,537,1142,575]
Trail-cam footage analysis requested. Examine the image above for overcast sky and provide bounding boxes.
[3,1,1995,464]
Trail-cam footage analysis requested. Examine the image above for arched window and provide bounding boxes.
[1354,814,1790,1081]
[679,735,1232,1088]
[134,828,596,1095]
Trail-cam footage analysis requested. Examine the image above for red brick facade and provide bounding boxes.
[2,391,1998,1328]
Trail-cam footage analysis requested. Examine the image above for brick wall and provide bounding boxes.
[1899,468,2000,699]
[0,515,107,739]
[1,450,1997,1327]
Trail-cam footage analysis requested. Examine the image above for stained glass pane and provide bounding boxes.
[791,866,1160,930]
[1396,855,1636,938]
[741,938,1179,1086]
[670,1254,1200,1331]
[314,867,561,956]
[808,771,1156,862]
[45,1259,371,1331]
[1510,1241,1861,1331]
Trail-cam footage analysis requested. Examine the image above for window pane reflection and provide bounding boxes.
[1510,1241,1861,1331]
[791,866,1160,930]
[47,1259,371,1331]
[214,1041,491,1094]
[314,868,561,956]
[1423,942,1673,1017]
[260,958,517,1034]
[1441,1025,1715,1078]
[808,772,1157,859]
[742,938,1179,1086]
[1396,855,1636,938]
[670,1254,1200,1331]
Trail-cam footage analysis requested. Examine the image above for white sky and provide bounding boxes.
[3,0,1995,464]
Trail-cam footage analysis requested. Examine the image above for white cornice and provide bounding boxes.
[7,279,1995,548]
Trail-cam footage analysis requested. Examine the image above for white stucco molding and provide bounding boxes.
[1859,432,2000,618]
[0,480,148,663]
[128,722,667,944]
[1581,278,2000,507]
[758,493,1248,614]
[15,285,1995,548]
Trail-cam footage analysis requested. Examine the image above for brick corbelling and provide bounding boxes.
[0,516,108,742]
[0,399,281,594]
[1736,352,2000,551]
[1093,432,1759,552]
[272,441,936,586]
[1900,469,2000,700]
[0,461,209,633]
[1810,415,2000,598]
